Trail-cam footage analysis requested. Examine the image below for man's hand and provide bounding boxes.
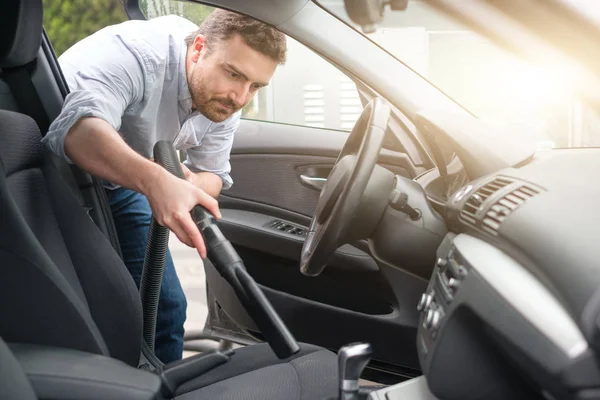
[144,167,220,259]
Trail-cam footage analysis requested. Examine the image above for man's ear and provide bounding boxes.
[191,35,207,63]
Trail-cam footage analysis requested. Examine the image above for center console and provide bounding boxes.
[411,232,532,400]
[364,232,534,400]
[416,234,463,366]
[360,235,466,400]
[335,229,572,400]
[332,342,440,400]
[406,232,581,400]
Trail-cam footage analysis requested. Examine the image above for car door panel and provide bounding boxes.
[223,153,330,216]
[229,119,418,169]
[205,250,426,371]
[207,118,427,373]
[217,209,379,272]
[223,120,416,216]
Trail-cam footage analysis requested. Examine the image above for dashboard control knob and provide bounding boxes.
[436,257,447,268]
[424,309,435,329]
[448,278,460,292]
[424,293,433,310]
[417,293,434,311]
[424,309,441,330]
[430,310,441,331]
[417,293,427,311]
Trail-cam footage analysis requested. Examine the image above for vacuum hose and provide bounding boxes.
[139,217,169,352]
[138,144,183,352]
[143,140,300,359]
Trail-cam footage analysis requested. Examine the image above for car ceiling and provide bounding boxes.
[192,0,311,26]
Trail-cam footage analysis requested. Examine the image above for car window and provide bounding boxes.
[319,0,600,149]
[139,0,362,131]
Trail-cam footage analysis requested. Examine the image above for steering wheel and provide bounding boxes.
[300,97,390,276]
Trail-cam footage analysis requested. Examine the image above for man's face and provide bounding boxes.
[187,34,278,123]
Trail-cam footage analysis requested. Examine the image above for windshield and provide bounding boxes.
[318,0,600,149]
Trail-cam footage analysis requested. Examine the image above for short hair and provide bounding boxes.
[185,9,287,64]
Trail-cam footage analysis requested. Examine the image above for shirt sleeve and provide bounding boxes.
[183,112,240,190]
[41,37,145,162]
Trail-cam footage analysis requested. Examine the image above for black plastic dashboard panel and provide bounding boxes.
[417,233,597,400]
[447,149,600,338]
[417,147,600,399]
[417,149,600,399]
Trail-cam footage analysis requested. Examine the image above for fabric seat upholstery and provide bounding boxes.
[0,110,143,365]
[175,342,337,399]
[0,107,338,400]
[0,337,38,400]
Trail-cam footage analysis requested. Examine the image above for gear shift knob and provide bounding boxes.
[338,342,373,398]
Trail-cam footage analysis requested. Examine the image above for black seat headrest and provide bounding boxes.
[0,0,44,68]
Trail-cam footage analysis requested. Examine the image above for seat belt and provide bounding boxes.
[1,62,50,133]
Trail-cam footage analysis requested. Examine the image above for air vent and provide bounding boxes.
[460,177,513,225]
[481,184,540,235]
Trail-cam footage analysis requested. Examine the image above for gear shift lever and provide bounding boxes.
[338,342,373,400]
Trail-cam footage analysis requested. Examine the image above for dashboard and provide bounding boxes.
[414,148,600,400]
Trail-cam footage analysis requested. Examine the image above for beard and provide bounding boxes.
[189,72,241,123]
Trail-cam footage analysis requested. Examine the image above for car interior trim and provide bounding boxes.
[454,234,588,359]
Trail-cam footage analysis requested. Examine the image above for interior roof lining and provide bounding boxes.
[188,0,311,27]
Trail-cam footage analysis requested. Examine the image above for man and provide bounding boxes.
[42,9,286,363]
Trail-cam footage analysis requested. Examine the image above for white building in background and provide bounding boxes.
[249,36,363,131]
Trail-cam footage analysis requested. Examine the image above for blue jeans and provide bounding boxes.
[106,187,187,364]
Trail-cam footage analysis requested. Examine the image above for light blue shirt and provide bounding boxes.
[42,15,239,189]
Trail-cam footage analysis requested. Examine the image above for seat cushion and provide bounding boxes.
[0,338,37,400]
[174,342,338,400]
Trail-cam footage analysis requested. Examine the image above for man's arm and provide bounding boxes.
[65,118,220,258]
[66,117,160,193]
[181,164,223,198]
[193,172,223,198]
[43,38,218,258]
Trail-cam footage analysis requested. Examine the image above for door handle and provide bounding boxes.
[300,175,327,191]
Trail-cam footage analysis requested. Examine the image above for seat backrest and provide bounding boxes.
[0,0,143,367]
[0,110,143,366]
[0,0,43,69]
